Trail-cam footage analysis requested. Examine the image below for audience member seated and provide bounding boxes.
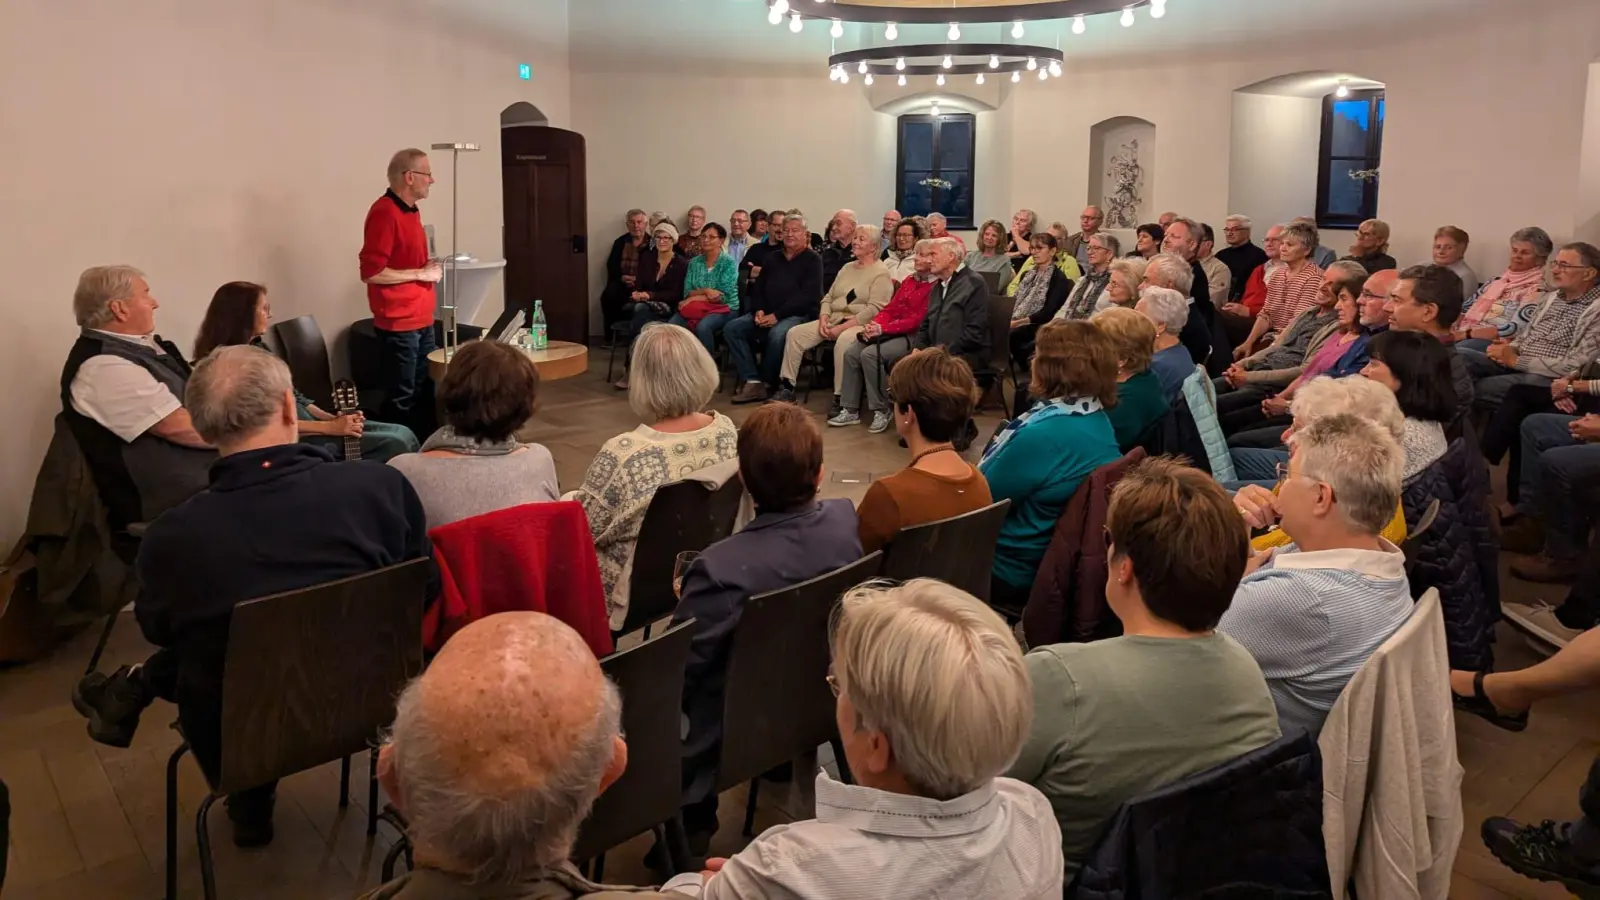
[725,215,822,404]
[1130,223,1164,260]
[1057,233,1120,320]
[1386,263,1475,422]
[676,204,707,256]
[820,209,858,291]
[980,321,1122,613]
[925,212,965,253]
[1236,221,1325,363]
[1007,207,1037,271]
[361,613,689,900]
[388,340,557,527]
[1292,216,1337,269]
[1066,206,1107,272]
[749,208,769,242]
[1433,225,1479,299]
[738,208,785,286]
[1009,221,1084,294]
[1216,262,1340,417]
[1160,216,1228,369]
[1231,224,1286,341]
[1221,412,1411,736]
[965,218,1015,294]
[570,324,738,630]
[1008,458,1280,879]
[74,345,432,847]
[679,580,1062,897]
[601,208,651,332]
[1499,406,1600,584]
[1460,242,1600,410]
[62,265,215,532]
[668,222,739,356]
[616,222,689,388]
[1136,286,1196,402]
[856,349,992,554]
[775,224,891,409]
[194,280,418,462]
[1007,233,1073,372]
[724,209,754,268]
[1451,226,1552,350]
[878,210,900,253]
[1358,268,1397,334]
[1142,252,1211,367]
[1198,223,1232,302]
[882,216,924,282]
[831,241,938,433]
[1361,329,1455,479]
[1097,257,1146,313]
[1216,214,1270,304]
[1341,218,1398,272]
[1093,307,1169,451]
[914,237,990,449]
[670,403,861,849]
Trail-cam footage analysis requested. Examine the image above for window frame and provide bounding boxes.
[895,113,977,230]
[1315,89,1384,229]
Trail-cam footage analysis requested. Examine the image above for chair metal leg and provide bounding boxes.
[338,755,351,808]
[367,748,380,836]
[606,340,619,382]
[85,609,120,676]
[382,836,409,883]
[742,777,761,837]
[663,816,693,874]
[830,737,853,785]
[196,793,220,900]
[165,742,190,900]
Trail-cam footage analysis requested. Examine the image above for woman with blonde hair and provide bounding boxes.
[965,219,1015,293]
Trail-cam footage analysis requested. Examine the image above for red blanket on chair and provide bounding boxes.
[424,501,613,657]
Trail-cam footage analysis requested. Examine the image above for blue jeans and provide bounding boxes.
[1456,338,1491,353]
[723,313,805,385]
[669,312,732,357]
[376,324,435,432]
[1231,447,1289,483]
[1518,413,1600,559]
[1459,347,1552,409]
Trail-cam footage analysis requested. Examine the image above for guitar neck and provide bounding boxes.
[344,433,362,462]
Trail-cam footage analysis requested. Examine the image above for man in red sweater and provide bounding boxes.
[361,148,442,435]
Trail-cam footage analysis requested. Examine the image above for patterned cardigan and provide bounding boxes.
[569,413,739,629]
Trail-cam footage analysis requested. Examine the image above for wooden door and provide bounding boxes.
[502,127,589,343]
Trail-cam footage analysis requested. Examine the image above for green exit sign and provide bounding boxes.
[518,64,531,80]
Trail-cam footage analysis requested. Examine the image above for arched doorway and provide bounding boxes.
[500,103,588,343]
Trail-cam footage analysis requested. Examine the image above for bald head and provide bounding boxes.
[383,613,624,883]
[1360,269,1400,328]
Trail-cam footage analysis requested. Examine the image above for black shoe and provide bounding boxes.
[226,791,276,848]
[772,386,796,404]
[1451,671,1528,732]
[73,666,148,749]
[1481,817,1600,896]
[952,418,979,453]
[826,397,843,419]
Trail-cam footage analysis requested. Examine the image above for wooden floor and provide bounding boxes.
[2,355,1596,900]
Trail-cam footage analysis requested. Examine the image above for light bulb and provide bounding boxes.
[840,72,849,84]
[989,54,1000,68]
[864,73,874,85]
[1038,67,1049,81]
[1335,80,1350,98]
[895,57,905,71]
[1150,2,1166,17]
[858,60,868,74]
[884,22,897,41]
[789,12,803,33]
[767,7,782,25]
[1072,14,1086,34]
[897,73,906,86]
[1049,60,1062,77]
[830,18,843,38]
[975,72,985,84]
[936,73,945,86]
[829,66,840,81]
[931,102,940,116]
[942,55,952,69]
[1121,7,1135,27]
[1011,20,1025,39]
[948,22,961,41]
[1011,70,1021,83]
[1026,57,1037,70]
[772,0,789,15]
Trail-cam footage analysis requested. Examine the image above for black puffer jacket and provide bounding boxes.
[1070,731,1331,900]
[1401,436,1499,671]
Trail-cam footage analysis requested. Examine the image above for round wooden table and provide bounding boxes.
[427,340,589,382]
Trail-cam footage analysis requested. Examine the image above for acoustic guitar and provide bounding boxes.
[332,379,362,462]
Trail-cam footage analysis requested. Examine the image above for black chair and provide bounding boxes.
[983,292,1016,418]
[617,477,744,639]
[978,269,1003,294]
[879,500,1011,601]
[798,341,835,405]
[605,321,632,382]
[270,315,336,410]
[716,552,884,837]
[164,559,430,900]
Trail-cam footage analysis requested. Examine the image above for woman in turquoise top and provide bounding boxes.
[670,221,740,355]
[1092,306,1172,451]
[979,320,1123,614]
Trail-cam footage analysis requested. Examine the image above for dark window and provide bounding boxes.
[1316,90,1384,229]
[896,113,976,229]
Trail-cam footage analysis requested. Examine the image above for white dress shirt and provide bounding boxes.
[69,330,182,442]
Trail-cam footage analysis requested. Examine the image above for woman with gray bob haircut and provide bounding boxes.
[689,579,1065,898]
[569,323,739,629]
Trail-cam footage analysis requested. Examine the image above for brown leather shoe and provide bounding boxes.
[732,382,768,404]
[1510,553,1580,584]
[1500,517,1546,555]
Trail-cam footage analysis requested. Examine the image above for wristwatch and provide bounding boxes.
[1567,383,1577,395]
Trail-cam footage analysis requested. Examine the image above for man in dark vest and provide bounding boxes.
[73,345,433,848]
[60,265,215,534]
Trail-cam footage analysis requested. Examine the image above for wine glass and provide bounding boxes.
[673,551,701,598]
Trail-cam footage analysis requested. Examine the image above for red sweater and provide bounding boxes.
[875,277,936,335]
[359,190,435,331]
[1240,264,1269,316]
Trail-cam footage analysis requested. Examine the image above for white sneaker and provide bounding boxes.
[828,409,861,427]
[1502,600,1585,650]
[868,410,893,434]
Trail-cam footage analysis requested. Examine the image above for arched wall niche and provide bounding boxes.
[1087,116,1154,230]
[501,101,550,128]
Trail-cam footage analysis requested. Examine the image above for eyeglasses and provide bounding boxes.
[1359,289,1387,301]
[405,169,433,179]
[1223,226,1246,233]
[1552,261,1596,272]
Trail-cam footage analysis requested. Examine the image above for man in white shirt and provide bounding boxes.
[60,266,214,530]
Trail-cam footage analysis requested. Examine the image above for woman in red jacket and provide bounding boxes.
[830,239,938,433]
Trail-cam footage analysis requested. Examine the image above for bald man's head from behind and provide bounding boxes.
[379,612,625,885]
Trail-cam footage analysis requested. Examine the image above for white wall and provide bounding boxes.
[1578,61,1600,244]
[1228,93,1321,233]
[0,0,571,545]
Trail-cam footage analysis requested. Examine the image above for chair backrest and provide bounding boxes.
[573,619,698,862]
[978,269,1002,294]
[620,477,744,635]
[216,558,431,794]
[271,315,334,408]
[880,500,1011,600]
[986,292,1016,376]
[715,551,884,793]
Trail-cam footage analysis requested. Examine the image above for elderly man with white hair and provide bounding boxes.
[1221,406,1413,737]
[1136,286,1196,402]
[680,580,1063,898]
[925,212,966,253]
[1216,215,1268,303]
[821,209,860,292]
[1161,216,1231,371]
[363,612,691,900]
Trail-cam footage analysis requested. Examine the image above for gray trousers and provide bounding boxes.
[1458,347,1552,409]
[839,335,913,413]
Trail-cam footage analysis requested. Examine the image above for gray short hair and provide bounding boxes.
[1167,216,1203,250]
[387,148,427,184]
[1291,375,1404,443]
[1280,221,1320,252]
[785,212,808,231]
[1292,412,1403,536]
[1225,214,1253,229]
[854,224,881,248]
[1090,233,1122,256]
[1138,286,1189,332]
[831,579,1031,800]
[927,213,948,225]
[1510,226,1554,259]
[931,237,962,260]
[628,323,718,421]
[1561,241,1600,272]
[625,208,646,221]
[1110,257,1148,287]
[1146,253,1194,295]
[73,265,146,328]
[185,345,293,444]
